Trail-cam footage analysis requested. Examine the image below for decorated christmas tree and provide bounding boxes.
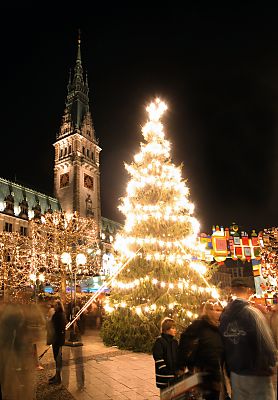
[101,98,218,352]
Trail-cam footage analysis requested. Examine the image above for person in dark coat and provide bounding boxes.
[48,300,66,384]
[219,278,276,400]
[152,317,179,390]
[178,300,224,400]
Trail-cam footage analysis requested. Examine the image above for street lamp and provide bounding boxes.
[61,251,87,346]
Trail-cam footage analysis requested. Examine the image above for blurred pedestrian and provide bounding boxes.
[219,277,276,400]
[269,303,278,399]
[47,300,66,385]
[269,303,278,350]
[178,300,225,400]
[28,303,45,371]
[0,303,36,399]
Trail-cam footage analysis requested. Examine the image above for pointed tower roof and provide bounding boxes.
[72,30,84,87]
[57,32,96,140]
[66,31,89,128]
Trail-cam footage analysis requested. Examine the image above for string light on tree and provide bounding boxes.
[29,211,99,300]
[0,232,31,302]
[0,211,99,303]
[101,98,217,352]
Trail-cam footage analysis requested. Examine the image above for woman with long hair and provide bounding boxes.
[178,300,225,400]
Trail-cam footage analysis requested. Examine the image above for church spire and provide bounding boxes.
[72,29,84,87]
[61,31,90,133]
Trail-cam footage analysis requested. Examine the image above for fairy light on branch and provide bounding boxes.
[0,231,32,301]
[30,211,99,295]
[111,273,217,294]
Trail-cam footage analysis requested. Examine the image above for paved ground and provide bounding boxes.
[37,329,160,400]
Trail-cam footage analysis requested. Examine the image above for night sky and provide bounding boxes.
[1,4,278,234]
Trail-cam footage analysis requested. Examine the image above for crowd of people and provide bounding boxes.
[153,277,278,400]
[0,280,277,400]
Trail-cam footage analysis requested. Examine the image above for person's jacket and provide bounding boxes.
[219,298,276,376]
[152,333,179,389]
[48,310,66,347]
[178,317,224,383]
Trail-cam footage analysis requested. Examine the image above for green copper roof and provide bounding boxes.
[0,177,61,218]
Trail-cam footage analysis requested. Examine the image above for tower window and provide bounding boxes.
[69,145,72,154]
[91,152,95,161]
[64,148,67,156]
[60,149,63,158]
[87,149,90,157]
[87,130,91,137]
[82,146,85,155]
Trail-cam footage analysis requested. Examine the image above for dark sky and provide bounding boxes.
[1,4,278,234]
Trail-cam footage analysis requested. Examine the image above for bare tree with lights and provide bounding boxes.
[0,212,100,305]
[29,211,100,302]
[0,232,30,301]
[101,98,217,352]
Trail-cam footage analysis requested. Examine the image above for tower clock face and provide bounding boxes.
[84,174,94,189]
[60,172,69,188]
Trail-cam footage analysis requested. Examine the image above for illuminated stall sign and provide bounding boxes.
[200,226,261,263]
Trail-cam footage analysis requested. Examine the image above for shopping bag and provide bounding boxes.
[160,372,203,400]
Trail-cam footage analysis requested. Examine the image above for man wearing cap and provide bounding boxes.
[219,277,276,400]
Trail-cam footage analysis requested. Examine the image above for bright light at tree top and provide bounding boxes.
[141,98,168,143]
[146,98,167,122]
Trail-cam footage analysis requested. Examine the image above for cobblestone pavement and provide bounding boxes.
[36,329,160,400]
